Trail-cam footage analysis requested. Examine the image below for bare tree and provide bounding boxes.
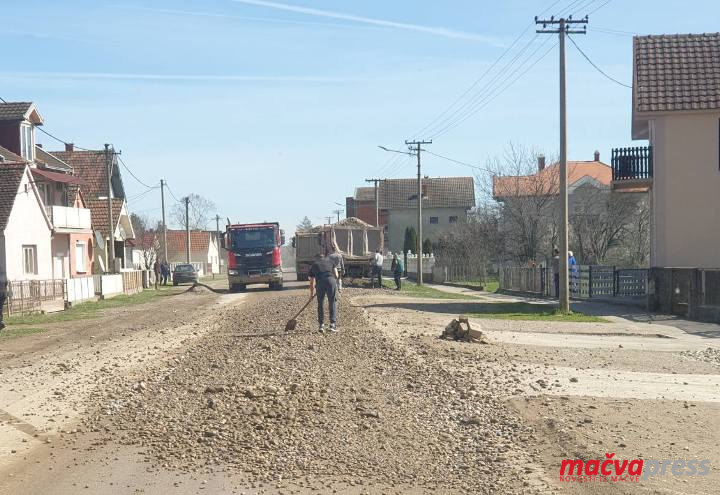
[434,204,502,281]
[483,142,559,264]
[171,193,216,231]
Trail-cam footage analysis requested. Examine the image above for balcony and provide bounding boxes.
[611,146,653,190]
[48,205,92,232]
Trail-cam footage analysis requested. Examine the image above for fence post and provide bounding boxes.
[588,265,593,299]
[613,266,618,297]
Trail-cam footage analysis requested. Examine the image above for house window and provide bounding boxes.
[429,216,439,224]
[20,124,34,160]
[449,216,458,223]
[75,242,87,273]
[23,245,38,275]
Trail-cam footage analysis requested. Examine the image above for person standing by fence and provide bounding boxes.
[153,260,161,290]
[161,261,170,286]
[0,273,7,331]
[391,254,404,290]
[371,248,384,288]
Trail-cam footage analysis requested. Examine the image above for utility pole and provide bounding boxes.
[215,214,222,279]
[332,209,343,223]
[324,216,333,225]
[160,179,168,262]
[536,14,587,312]
[184,196,191,263]
[405,139,432,286]
[104,144,116,273]
[365,178,384,227]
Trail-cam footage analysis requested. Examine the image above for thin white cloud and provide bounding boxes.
[0,71,364,83]
[230,0,500,43]
[117,5,361,30]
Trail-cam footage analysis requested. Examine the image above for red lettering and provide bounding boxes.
[628,460,644,476]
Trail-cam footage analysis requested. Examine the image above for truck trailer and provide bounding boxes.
[294,218,383,281]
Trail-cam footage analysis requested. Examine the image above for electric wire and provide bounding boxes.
[568,34,631,88]
[432,37,557,139]
[118,155,155,189]
[423,150,496,175]
[586,0,614,16]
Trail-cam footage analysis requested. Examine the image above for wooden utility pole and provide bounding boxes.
[184,196,191,263]
[365,178,384,227]
[536,15,587,312]
[160,179,168,262]
[405,139,432,286]
[104,144,116,273]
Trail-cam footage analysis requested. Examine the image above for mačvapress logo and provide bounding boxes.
[559,453,710,483]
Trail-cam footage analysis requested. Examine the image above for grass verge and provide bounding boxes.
[467,302,607,322]
[379,280,476,300]
[6,286,183,325]
[0,327,48,341]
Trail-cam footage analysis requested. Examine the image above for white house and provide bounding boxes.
[0,163,54,281]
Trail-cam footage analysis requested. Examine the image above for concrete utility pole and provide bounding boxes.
[325,216,333,225]
[104,144,116,273]
[184,196,191,263]
[405,139,432,286]
[365,178,384,227]
[332,209,343,223]
[536,15,587,312]
[160,179,168,262]
[215,214,221,278]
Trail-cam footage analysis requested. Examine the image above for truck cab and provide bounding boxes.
[225,222,284,291]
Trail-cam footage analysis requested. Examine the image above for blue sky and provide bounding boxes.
[2,0,717,234]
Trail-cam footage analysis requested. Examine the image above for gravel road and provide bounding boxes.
[84,288,539,494]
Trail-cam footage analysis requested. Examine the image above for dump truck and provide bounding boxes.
[294,218,383,281]
[224,222,285,291]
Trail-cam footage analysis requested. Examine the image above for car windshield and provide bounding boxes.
[231,228,275,249]
[175,265,194,272]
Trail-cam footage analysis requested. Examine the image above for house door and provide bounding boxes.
[54,256,66,279]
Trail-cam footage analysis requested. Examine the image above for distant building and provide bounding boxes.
[140,230,219,275]
[347,177,476,253]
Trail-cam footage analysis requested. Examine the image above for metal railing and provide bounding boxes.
[499,265,649,299]
[611,146,653,181]
[5,279,66,315]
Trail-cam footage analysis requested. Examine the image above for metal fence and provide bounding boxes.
[499,265,649,300]
[5,279,66,315]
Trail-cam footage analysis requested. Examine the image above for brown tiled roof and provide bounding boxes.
[493,161,611,198]
[35,147,73,172]
[378,177,475,209]
[50,150,110,198]
[144,230,211,262]
[87,198,124,238]
[354,187,375,202]
[0,102,34,122]
[0,145,25,164]
[634,33,720,113]
[0,165,27,231]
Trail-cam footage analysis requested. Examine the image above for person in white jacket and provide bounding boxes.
[371,249,384,288]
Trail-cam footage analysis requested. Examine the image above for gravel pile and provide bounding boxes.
[87,291,538,494]
[681,347,720,367]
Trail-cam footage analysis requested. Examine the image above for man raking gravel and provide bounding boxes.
[308,253,339,333]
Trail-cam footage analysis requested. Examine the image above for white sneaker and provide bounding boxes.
[328,323,338,333]
[318,324,325,333]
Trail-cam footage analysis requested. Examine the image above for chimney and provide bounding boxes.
[594,150,600,161]
[538,154,546,171]
[65,142,74,152]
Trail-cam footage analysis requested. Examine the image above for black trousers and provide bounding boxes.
[394,273,402,290]
[0,294,6,324]
[372,265,382,288]
[316,277,337,325]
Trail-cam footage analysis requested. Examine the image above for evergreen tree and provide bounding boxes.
[422,238,433,255]
[296,216,313,231]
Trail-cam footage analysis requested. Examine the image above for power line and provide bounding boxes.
[587,0,613,16]
[423,150,495,175]
[432,37,557,139]
[567,34,631,88]
[118,155,156,189]
[165,182,182,203]
[570,0,599,16]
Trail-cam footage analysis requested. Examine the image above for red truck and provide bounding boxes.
[223,222,285,292]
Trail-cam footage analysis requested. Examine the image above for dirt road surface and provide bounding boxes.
[1,279,719,494]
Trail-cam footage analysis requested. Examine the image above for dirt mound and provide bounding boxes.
[89,291,533,493]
